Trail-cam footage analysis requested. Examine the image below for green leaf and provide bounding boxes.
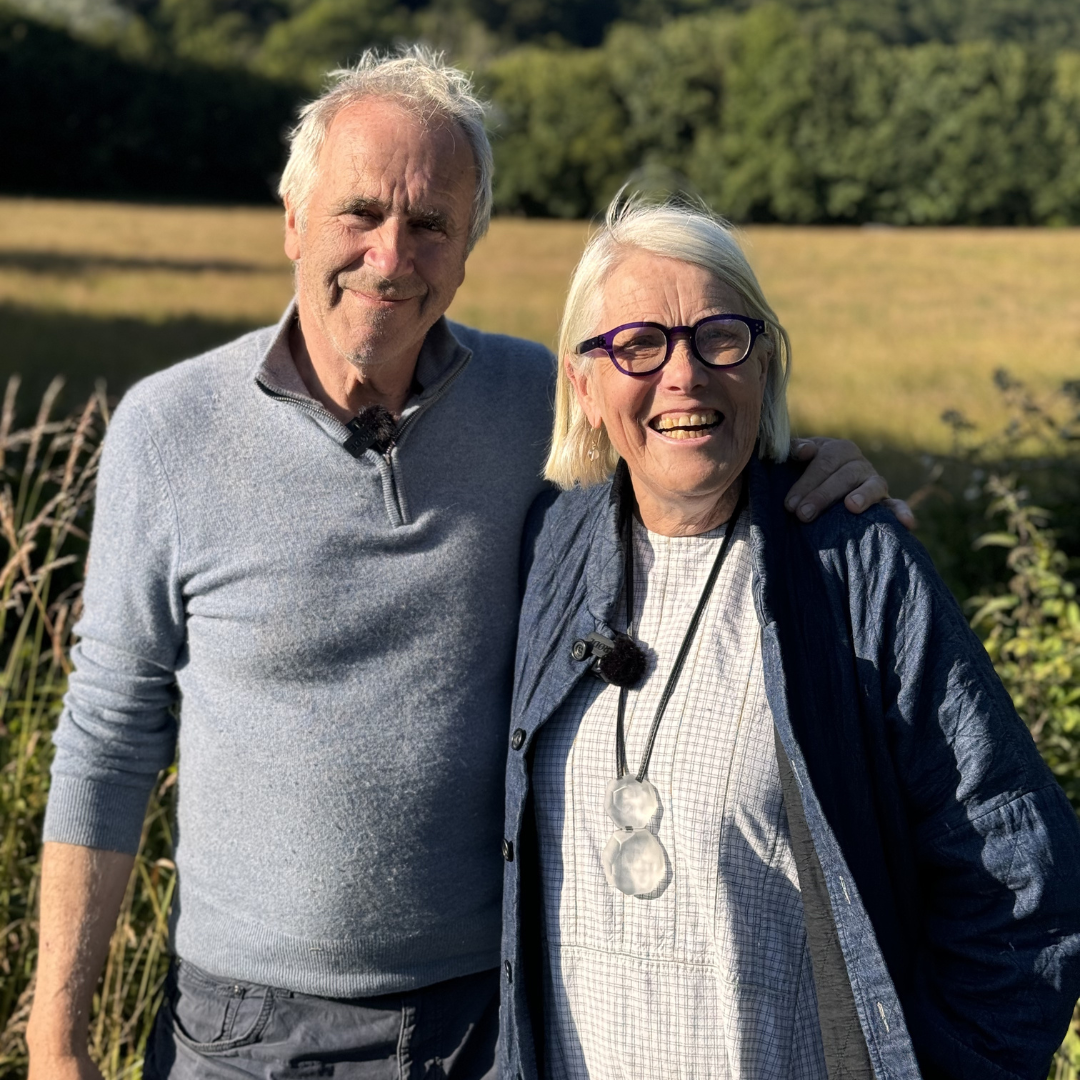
[973,532,1020,549]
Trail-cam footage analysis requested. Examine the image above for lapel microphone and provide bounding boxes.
[571,631,647,688]
[343,405,397,458]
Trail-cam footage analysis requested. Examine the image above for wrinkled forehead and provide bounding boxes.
[318,99,475,187]
[599,249,749,325]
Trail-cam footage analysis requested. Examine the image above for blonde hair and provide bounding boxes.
[278,45,493,253]
[545,197,792,489]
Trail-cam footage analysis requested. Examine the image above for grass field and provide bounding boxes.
[2,198,1080,1076]
[2,198,1080,450]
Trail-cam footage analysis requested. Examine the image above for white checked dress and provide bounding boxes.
[532,513,828,1079]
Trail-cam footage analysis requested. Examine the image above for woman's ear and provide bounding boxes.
[565,356,604,430]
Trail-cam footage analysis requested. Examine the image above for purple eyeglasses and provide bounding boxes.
[575,314,767,377]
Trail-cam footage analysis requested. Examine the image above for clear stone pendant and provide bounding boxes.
[601,775,666,896]
[605,775,658,829]
[602,828,666,896]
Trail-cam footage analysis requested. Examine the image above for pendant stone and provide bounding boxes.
[601,775,666,895]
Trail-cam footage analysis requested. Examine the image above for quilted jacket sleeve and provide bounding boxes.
[846,516,1080,1080]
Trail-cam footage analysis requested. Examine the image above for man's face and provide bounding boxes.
[284,98,477,374]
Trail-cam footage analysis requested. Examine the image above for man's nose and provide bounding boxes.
[364,219,413,279]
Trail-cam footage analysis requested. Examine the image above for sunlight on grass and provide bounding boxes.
[2,198,1079,449]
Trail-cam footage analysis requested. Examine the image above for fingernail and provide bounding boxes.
[798,503,814,521]
[785,496,797,510]
[850,493,865,509]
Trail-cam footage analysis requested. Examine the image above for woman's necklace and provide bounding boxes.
[601,485,746,897]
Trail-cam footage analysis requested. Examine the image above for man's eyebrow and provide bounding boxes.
[335,195,386,216]
[409,207,450,230]
[333,197,451,231]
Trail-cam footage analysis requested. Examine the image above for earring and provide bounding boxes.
[587,434,600,461]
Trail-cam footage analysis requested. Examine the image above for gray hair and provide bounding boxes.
[545,196,792,489]
[278,45,493,252]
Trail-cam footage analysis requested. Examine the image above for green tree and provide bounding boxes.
[1038,50,1080,225]
[687,6,1059,224]
[692,4,819,221]
[486,45,632,217]
[255,0,413,86]
[152,0,289,68]
[604,13,737,189]
[866,41,1054,224]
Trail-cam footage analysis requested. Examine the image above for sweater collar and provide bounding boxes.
[251,300,472,417]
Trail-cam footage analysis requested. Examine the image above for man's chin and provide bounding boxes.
[334,325,419,372]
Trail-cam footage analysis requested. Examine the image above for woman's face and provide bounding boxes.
[567,250,770,532]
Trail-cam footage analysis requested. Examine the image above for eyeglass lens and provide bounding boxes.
[611,319,752,374]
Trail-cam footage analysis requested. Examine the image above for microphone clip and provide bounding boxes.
[571,631,646,688]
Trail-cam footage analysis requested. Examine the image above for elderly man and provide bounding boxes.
[26,50,897,1080]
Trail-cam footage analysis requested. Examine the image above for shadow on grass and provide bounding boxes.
[0,301,262,417]
[0,251,274,275]
[2,305,1076,609]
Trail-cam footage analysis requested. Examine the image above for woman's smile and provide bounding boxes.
[647,409,724,440]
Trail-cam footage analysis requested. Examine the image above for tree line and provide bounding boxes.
[2,0,1080,222]
[486,5,1080,222]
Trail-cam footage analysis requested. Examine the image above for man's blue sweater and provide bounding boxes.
[44,306,555,996]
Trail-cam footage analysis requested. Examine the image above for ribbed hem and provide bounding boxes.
[173,883,501,997]
[42,773,154,854]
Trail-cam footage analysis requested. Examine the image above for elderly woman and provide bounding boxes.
[499,200,1080,1080]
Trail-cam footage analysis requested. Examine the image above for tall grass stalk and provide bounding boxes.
[0,379,174,1079]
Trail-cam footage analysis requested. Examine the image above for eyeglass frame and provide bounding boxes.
[575,314,768,377]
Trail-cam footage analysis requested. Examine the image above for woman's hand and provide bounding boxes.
[785,437,915,529]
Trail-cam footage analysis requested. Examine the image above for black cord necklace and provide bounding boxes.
[602,480,747,897]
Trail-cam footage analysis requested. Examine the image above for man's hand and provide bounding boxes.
[27,1053,104,1080]
[26,843,135,1080]
[786,437,915,528]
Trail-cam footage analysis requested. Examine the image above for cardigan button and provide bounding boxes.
[571,639,589,661]
[511,729,526,751]
[502,839,514,862]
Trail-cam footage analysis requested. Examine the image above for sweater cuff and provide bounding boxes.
[43,773,154,854]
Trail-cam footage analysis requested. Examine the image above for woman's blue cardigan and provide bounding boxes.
[500,456,1080,1080]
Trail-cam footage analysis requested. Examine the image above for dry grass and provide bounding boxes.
[1,201,1079,1076]
[0,199,293,323]
[1,198,1080,448]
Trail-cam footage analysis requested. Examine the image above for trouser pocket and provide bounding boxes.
[166,958,275,1054]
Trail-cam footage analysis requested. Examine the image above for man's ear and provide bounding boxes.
[565,356,603,430]
[284,198,302,262]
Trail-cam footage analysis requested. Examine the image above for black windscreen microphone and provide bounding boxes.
[343,405,397,458]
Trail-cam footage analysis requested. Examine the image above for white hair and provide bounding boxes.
[545,196,792,489]
[278,45,493,252]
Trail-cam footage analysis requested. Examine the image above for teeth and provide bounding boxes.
[653,410,719,432]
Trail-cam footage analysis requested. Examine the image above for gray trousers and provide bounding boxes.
[143,959,500,1080]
